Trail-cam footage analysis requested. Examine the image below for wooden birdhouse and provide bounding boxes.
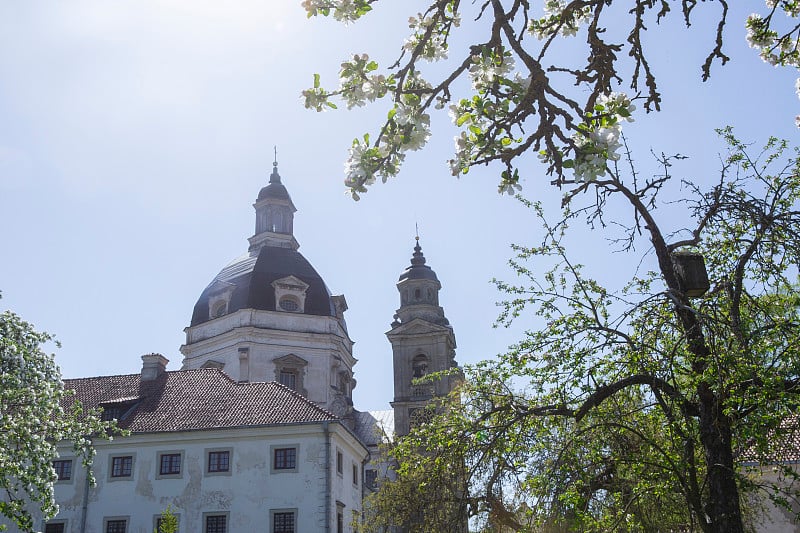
[671,251,710,298]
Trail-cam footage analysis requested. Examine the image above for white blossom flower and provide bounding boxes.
[468,52,514,90]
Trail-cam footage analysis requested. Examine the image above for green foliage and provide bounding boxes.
[363,131,800,533]
[0,303,118,533]
[154,505,179,533]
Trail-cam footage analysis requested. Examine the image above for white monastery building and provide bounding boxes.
[13,161,461,533]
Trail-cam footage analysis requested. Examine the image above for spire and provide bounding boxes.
[410,239,426,267]
[410,223,426,267]
[270,146,281,184]
[399,237,438,282]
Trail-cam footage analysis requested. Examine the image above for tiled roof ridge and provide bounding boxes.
[267,380,340,419]
[64,371,139,383]
[63,366,229,385]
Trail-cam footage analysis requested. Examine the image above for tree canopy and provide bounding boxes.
[361,131,800,533]
[302,0,800,198]
[0,305,114,532]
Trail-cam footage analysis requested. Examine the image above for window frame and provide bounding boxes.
[108,454,135,481]
[202,512,229,533]
[279,369,298,390]
[44,521,67,533]
[271,445,298,473]
[336,502,346,533]
[352,462,359,486]
[278,296,300,312]
[270,508,297,533]
[103,516,129,533]
[156,451,184,479]
[336,449,343,476]
[53,459,73,483]
[365,468,378,490]
[205,448,232,476]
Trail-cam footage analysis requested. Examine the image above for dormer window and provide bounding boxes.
[206,281,235,321]
[272,276,309,314]
[211,301,227,318]
[99,397,140,422]
[279,296,300,312]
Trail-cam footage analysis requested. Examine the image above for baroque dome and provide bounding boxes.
[189,247,336,327]
[189,161,336,327]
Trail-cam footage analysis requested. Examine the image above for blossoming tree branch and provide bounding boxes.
[302,0,800,199]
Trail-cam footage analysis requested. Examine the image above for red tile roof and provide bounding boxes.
[740,415,800,465]
[63,368,338,433]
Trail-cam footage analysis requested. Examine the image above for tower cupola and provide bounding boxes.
[250,158,298,252]
[394,239,448,326]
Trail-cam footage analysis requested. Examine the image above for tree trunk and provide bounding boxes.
[698,383,744,533]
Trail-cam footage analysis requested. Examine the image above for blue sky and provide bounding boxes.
[0,1,797,410]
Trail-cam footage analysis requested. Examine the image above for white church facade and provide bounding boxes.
[12,160,460,533]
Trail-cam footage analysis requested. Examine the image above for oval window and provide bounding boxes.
[279,297,299,312]
[212,301,227,318]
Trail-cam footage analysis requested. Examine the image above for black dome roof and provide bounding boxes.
[398,241,439,282]
[257,182,290,201]
[257,162,292,201]
[191,246,335,326]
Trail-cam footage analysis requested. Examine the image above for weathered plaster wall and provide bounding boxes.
[12,423,366,533]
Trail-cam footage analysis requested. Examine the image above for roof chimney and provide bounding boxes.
[141,353,168,381]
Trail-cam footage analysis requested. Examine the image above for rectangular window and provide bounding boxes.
[101,406,123,421]
[44,523,65,533]
[336,451,343,475]
[365,469,378,490]
[279,370,297,390]
[105,519,127,533]
[111,456,133,478]
[208,450,230,473]
[352,463,359,485]
[273,511,295,533]
[159,453,182,476]
[273,447,296,470]
[53,459,72,481]
[205,514,227,533]
[336,502,345,533]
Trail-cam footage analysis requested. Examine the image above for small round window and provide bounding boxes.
[279,297,299,312]
[212,301,227,318]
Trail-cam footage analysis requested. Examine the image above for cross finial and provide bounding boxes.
[269,146,281,183]
[415,222,420,242]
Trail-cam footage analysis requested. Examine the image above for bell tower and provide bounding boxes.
[387,239,459,437]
